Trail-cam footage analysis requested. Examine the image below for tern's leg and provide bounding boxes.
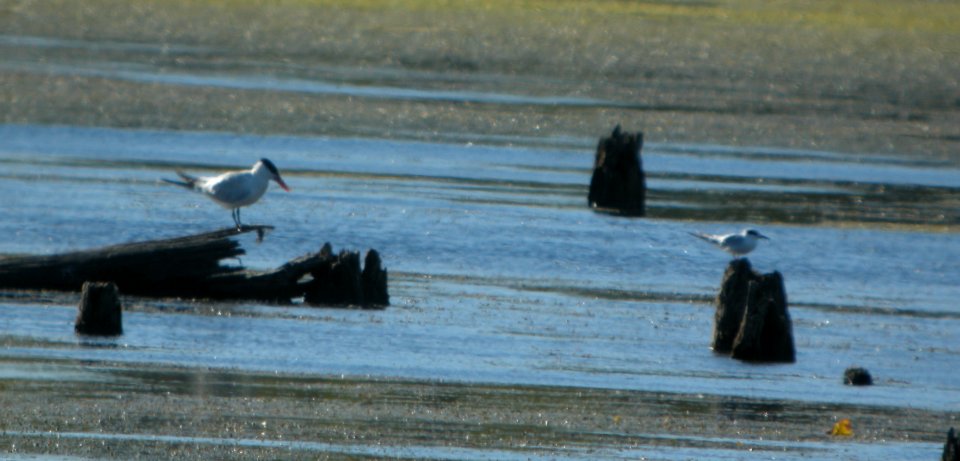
[232,208,242,230]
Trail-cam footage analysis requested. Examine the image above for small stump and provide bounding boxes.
[843,367,873,386]
[588,125,646,216]
[712,259,795,363]
[362,249,390,306]
[944,427,959,461]
[303,244,388,308]
[75,281,123,336]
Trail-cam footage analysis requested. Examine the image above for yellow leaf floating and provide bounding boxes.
[829,418,853,436]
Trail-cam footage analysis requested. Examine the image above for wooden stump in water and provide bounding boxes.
[731,271,794,362]
[944,427,959,461]
[712,259,795,363]
[712,258,754,353]
[843,367,873,386]
[303,245,388,308]
[362,249,390,307]
[75,281,122,336]
[588,125,646,216]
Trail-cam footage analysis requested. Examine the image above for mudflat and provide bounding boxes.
[2,0,959,160]
[0,357,955,459]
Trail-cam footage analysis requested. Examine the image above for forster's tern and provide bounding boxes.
[163,158,290,229]
[690,228,769,257]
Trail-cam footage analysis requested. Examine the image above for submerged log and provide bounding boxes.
[712,258,795,363]
[0,227,388,308]
[75,281,123,336]
[588,125,646,216]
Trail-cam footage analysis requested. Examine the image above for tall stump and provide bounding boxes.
[362,250,390,307]
[945,427,959,461]
[712,258,754,353]
[588,125,646,216]
[712,259,795,363]
[75,281,123,336]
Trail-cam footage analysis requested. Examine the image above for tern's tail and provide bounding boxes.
[162,171,200,190]
[688,231,718,244]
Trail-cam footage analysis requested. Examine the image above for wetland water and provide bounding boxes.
[1,124,958,459]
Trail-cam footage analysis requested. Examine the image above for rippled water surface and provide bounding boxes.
[1,123,958,459]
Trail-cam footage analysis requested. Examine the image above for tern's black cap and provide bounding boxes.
[260,158,280,175]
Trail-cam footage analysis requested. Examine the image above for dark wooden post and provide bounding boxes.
[712,259,795,363]
[588,125,646,216]
[944,427,959,461]
[75,281,123,336]
[730,271,795,362]
[712,259,755,353]
[361,250,389,307]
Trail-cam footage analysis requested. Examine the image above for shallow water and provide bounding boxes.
[1,123,958,458]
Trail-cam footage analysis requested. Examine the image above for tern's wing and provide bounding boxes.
[204,172,261,205]
[720,234,746,248]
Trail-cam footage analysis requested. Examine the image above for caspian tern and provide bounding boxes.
[163,158,290,229]
[690,228,769,257]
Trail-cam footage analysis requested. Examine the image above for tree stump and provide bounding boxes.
[588,125,646,216]
[731,271,794,362]
[843,367,873,386]
[75,281,122,336]
[944,427,959,461]
[712,259,795,363]
[362,249,390,307]
[712,259,754,353]
[303,245,388,308]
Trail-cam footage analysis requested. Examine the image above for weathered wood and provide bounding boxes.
[0,226,270,293]
[75,281,123,336]
[944,427,959,461]
[588,125,646,216]
[712,258,795,363]
[730,271,795,363]
[712,258,754,353]
[362,249,390,307]
[843,367,873,386]
[300,245,387,309]
[0,227,389,308]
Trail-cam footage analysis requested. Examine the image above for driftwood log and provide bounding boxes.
[712,258,795,363]
[0,226,388,308]
[75,281,123,336]
[588,125,646,216]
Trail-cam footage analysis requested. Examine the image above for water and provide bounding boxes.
[1,123,958,459]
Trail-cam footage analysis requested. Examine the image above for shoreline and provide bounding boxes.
[0,357,955,459]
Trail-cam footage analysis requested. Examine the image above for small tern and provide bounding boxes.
[163,158,290,229]
[690,228,769,257]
